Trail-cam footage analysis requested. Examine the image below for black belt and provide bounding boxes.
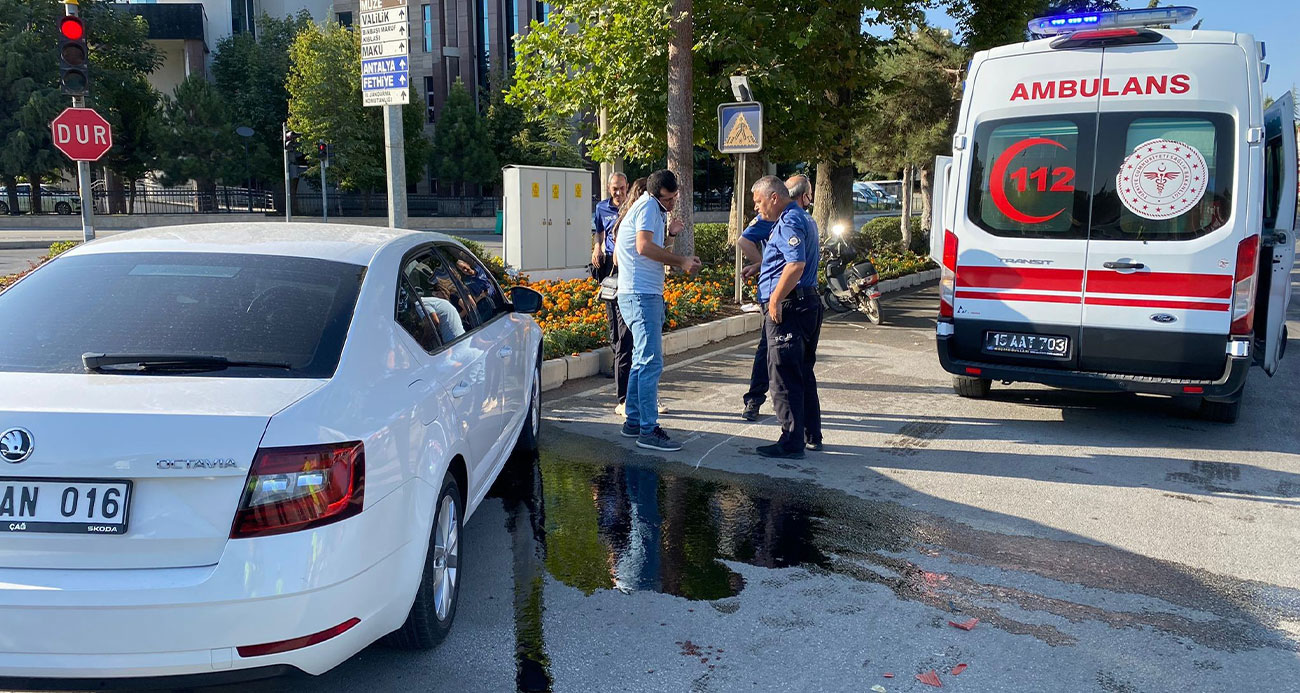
[783,287,819,301]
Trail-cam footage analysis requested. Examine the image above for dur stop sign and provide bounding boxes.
[50,107,112,162]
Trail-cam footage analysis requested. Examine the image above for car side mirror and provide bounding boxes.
[510,286,543,314]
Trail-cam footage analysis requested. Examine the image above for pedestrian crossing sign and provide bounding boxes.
[718,101,763,154]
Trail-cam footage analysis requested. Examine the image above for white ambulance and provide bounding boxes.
[930,5,1296,422]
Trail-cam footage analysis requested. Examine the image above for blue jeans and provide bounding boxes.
[617,293,664,435]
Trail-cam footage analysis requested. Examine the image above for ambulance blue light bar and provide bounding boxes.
[1029,6,1198,36]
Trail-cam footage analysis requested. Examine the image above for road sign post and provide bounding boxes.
[719,101,763,303]
[51,106,111,243]
[360,0,409,228]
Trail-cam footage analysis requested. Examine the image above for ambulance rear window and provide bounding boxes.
[967,117,1092,239]
[1088,113,1234,241]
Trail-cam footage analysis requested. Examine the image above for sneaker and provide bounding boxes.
[805,440,824,452]
[636,426,683,452]
[615,401,626,417]
[657,400,668,414]
[756,443,805,459]
[620,421,639,438]
[741,402,760,421]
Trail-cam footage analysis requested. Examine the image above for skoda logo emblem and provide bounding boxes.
[1149,313,1178,324]
[0,428,34,464]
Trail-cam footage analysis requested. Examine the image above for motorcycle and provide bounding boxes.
[820,223,882,324]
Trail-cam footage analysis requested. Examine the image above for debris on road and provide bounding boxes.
[871,686,888,692]
[948,617,979,631]
[916,670,943,687]
[951,663,968,676]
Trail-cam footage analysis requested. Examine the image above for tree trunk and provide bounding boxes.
[27,174,43,215]
[813,162,855,237]
[919,166,933,245]
[727,153,766,243]
[899,165,913,251]
[666,0,694,256]
[127,178,137,215]
[3,176,18,215]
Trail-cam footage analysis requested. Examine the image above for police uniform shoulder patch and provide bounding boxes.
[788,236,800,247]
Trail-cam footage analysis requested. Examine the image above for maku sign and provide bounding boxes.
[50,107,112,162]
[360,0,410,106]
[717,102,763,154]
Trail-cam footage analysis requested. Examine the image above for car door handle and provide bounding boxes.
[498,346,513,359]
[451,381,472,398]
[1103,261,1145,271]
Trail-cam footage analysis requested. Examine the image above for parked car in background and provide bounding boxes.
[0,184,82,215]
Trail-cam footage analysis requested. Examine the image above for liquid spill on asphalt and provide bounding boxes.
[488,434,1300,692]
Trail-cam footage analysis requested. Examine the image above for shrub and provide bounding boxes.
[859,216,930,255]
[693,223,732,266]
[48,241,78,258]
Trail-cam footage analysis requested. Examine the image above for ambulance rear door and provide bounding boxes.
[1258,90,1297,374]
[952,47,1103,370]
[1079,41,1250,380]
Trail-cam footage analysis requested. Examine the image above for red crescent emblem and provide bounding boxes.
[989,137,1068,224]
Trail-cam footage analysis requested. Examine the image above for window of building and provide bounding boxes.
[424,76,436,123]
[476,0,490,92]
[446,56,461,96]
[336,11,353,27]
[231,0,255,36]
[505,0,518,69]
[422,4,432,53]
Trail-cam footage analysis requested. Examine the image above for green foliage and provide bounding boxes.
[213,11,316,186]
[287,21,430,194]
[156,76,241,194]
[486,87,583,170]
[859,215,927,254]
[432,81,498,193]
[47,241,78,258]
[693,223,733,266]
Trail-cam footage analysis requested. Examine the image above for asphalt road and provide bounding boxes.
[184,270,1300,693]
[0,249,45,275]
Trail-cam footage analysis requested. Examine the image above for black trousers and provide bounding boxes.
[744,303,768,407]
[765,295,823,451]
[606,298,633,404]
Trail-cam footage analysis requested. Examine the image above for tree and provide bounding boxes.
[156,76,241,209]
[858,25,965,244]
[287,21,430,207]
[98,75,162,212]
[486,87,583,170]
[667,0,694,253]
[0,0,159,214]
[432,80,498,195]
[212,11,315,195]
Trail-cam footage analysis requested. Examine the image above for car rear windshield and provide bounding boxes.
[0,252,365,377]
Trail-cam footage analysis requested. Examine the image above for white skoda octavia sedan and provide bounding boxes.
[0,223,544,688]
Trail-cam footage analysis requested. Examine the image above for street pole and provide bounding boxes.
[282,122,291,222]
[733,154,745,304]
[320,159,328,224]
[65,2,93,242]
[383,105,407,228]
[243,139,252,213]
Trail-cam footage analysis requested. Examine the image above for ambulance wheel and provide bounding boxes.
[1199,396,1241,424]
[953,376,991,398]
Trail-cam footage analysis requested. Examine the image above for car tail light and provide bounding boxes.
[230,441,365,539]
[237,618,361,658]
[939,230,958,318]
[1230,235,1259,336]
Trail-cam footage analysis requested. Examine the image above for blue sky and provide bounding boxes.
[888,1,1300,103]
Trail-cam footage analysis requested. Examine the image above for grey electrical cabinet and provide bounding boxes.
[502,165,594,272]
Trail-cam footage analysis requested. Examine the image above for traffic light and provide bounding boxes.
[58,14,89,96]
[284,129,300,150]
[317,141,333,166]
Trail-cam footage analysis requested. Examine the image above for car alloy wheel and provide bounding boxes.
[431,493,460,621]
[383,474,463,650]
[55,202,72,215]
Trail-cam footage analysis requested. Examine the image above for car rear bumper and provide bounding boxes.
[0,479,433,683]
[936,324,1251,400]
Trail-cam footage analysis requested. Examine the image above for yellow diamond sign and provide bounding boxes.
[718,102,763,154]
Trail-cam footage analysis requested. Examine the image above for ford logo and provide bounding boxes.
[1149,313,1178,324]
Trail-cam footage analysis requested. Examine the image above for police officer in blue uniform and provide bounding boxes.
[750,175,822,458]
[592,173,632,409]
[738,174,814,422]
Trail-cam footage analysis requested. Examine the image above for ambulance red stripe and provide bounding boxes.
[956,266,1083,292]
[955,291,1082,304]
[1084,271,1233,299]
[1083,297,1230,312]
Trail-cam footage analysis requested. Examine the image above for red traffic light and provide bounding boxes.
[59,16,84,41]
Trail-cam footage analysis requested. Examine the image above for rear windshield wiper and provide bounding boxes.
[82,353,294,373]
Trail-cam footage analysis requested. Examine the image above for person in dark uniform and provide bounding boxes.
[592,173,633,412]
[738,174,814,422]
[750,175,822,459]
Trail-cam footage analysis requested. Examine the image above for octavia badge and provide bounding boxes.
[0,428,34,463]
